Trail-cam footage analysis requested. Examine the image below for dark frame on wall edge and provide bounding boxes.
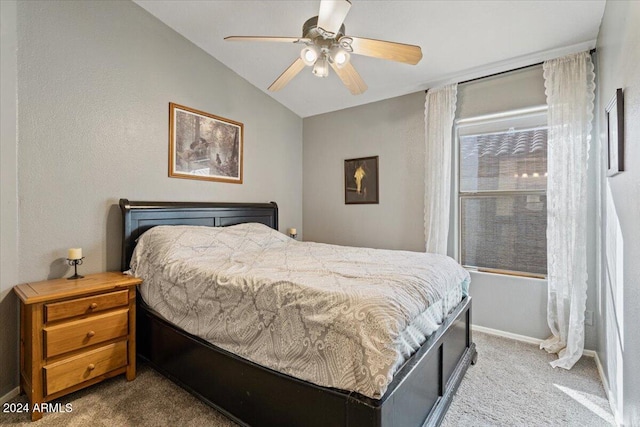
[606,88,624,177]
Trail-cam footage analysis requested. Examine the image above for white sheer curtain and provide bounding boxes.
[540,51,595,369]
[424,84,457,255]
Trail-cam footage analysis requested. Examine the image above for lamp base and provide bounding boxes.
[67,273,85,280]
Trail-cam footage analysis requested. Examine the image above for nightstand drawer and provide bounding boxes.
[16,272,140,420]
[45,290,129,322]
[44,340,128,396]
[44,309,129,358]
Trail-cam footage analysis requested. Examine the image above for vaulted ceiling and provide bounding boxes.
[135,0,605,117]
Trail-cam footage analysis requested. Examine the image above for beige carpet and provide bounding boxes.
[2,332,613,426]
[441,333,614,426]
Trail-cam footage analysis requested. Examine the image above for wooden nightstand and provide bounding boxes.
[14,272,141,421]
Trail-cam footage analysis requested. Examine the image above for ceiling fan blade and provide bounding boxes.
[224,36,311,44]
[318,0,351,36]
[330,62,367,95]
[268,58,306,92]
[346,36,423,65]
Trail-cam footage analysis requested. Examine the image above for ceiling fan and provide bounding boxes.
[224,0,422,95]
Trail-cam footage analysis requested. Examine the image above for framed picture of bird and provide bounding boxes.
[344,156,379,204]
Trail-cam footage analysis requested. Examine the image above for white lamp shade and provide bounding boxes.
[312,55,329,77]
[300,46,319,66]
[329,46,350,69]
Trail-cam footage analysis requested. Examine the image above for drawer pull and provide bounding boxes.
[87,364,96,371]
[87,331,95,338]
[89,303,98,310]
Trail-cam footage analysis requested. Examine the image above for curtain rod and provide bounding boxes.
[425,48,596,93]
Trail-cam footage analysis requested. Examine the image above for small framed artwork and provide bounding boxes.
[169,102,243,184]
[606,88,624,177]
[344,156,379,204]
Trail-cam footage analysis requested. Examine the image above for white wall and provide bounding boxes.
[595,1,640,425]
[0,0,302,396]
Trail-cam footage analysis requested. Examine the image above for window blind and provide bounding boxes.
[459,124,548,277]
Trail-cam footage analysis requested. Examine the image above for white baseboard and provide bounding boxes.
[593,351,622,426]
[0,386,19,405]
[472,324,543,345]
[472,324,596,357]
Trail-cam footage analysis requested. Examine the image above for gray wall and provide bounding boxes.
[0,0,302,396]
[303,66,599,348]
[303,92,426,252]
[595,1,640,425]
[0,0,19,400]
[456,66,546,118]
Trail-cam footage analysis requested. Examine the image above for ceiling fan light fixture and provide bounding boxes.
[300,46,319,66]
[312,54,329,78]
[329,46,350,68]
[226,0,422,94]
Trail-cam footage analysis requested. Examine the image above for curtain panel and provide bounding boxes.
[424,84,457,255]
[540,51,595,369]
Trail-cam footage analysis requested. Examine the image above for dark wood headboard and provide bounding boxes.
[119,198,278,271]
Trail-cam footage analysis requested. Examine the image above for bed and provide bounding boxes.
[120,198,477,427]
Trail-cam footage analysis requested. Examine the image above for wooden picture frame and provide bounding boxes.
[606,88,624,177]
[169,103,243,184]
[344,156,379,204]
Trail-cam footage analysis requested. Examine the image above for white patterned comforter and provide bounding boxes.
[129,223,470,399]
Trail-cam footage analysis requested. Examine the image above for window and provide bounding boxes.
[457,110,547,278]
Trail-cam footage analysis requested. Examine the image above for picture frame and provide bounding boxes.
[169,102,243,184]
[606,88,624,177]
[344,156,379,204]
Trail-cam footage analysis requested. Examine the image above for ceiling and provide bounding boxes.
[135,1,605,118]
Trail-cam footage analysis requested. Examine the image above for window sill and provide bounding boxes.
[464,266,547,280]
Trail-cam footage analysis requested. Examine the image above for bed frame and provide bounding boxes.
[120,198,476,427]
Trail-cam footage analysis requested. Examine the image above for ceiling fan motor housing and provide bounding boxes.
[302,15,351,73]
[303,16,345,44]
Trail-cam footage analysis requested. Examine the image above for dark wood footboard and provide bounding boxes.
[137,294,475,427]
